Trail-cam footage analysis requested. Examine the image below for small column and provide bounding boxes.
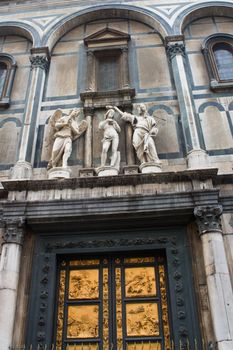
[0,217,25,349]
[166,36,208,169]
[79,108,95,177]
[194,206,233,350]
[122,47,130,89]
[86,51,95,92]
[11,47,50,179]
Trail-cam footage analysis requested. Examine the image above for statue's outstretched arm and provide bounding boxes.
[106,105,124,116]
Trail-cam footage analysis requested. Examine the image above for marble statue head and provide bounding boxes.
[105,108,115,119]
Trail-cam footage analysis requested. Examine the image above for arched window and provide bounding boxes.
[213,43,233,81]
[0,53,17,108]
[0,62,7,97]
[202,34,233,90]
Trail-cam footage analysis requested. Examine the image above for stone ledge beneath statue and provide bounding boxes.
[95,166,119,177]
[48,167,71,179]
[140,162,162,174]
[1,168,219,192]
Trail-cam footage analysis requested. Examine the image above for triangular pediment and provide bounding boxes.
[84,28,130,46]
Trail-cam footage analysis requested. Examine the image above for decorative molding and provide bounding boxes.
[194,205,223,235]
[45,236,172,252]
[37,254,50,346]
[30,55,49,71]
[1,168,219,192]
[166,42,186,61]
[1,217,25,244]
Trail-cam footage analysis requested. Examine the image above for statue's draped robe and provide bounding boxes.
[122,112,159,163]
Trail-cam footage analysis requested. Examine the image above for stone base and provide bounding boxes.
[140,162,162,174]
[48,167,71,179]
[123,165,139,175]
[187,149,209,169]
[79,168,95,178]
[10,161,32,180]
[95,166,119,177]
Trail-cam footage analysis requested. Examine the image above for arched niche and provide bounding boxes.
[198,103,232,151]
[174,2,233,35]
[0,22,40,47]
[42,5,170,52]
[45,18,169,100]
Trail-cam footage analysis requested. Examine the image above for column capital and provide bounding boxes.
[87,50,95,57]
[194,205,223,235]
[166,41,186,61]
[121,47,128,53]
[1,217,26,245]
[30,55,50,71]
[30,47,50,71]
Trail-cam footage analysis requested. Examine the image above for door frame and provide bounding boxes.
[26,226,201,349]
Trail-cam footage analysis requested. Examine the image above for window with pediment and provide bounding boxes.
[0,53,17,107]
[80,28,135,108]
[202,34,233,90]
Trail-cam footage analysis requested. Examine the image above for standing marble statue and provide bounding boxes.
[113,104,161,173]
[96,107,121,176]
[99,108,121,167]
[46,108,88,176]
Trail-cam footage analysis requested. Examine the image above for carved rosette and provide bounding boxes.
[1,217,25,245]
[194,205,223,235]
[166,42,186,61]
[30,55,50,71]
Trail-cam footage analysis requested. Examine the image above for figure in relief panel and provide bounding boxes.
[46,108,88,170]
[113,104,161,173]
[99,107,121,168]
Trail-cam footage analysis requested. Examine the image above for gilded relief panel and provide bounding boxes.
[125,267,156,297]
[126,303,159,337]
[126,343,161,350]
[69,269,99,299]
[67,305,99,338]
[67,344,99,350]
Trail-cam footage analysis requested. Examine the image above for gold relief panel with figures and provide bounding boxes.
[67,305,99,339]
[125,267,156,298]
[69,269,99,299]
[126,303,160,337]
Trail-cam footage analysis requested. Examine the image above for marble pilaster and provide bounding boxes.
[86,51,95,91]
[194,206,233,350]
[11,47,50,179]
[166,36,208,169]
[0,217,25,349]
[84,110,93,169]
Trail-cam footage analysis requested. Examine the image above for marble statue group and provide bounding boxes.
[47,103,161,178]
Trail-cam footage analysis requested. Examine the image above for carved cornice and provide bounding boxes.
[30,55,50,71]
[166,42,186,61]
[194,205,223,235]
[1,217,25,244]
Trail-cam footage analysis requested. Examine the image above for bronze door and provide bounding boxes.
[55,255,171,350]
